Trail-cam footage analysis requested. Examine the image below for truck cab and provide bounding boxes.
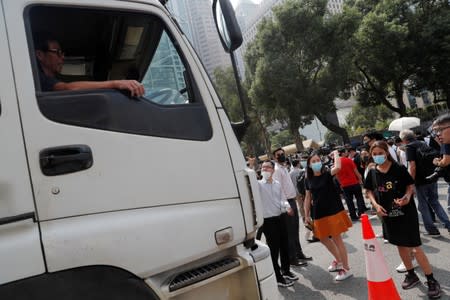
[0,0,278,299]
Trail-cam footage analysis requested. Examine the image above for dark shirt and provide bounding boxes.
[405,140,427,185]
[441,144,450,155]
[305,171,345,220]
[38,69,60,91]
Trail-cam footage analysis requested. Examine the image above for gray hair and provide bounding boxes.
[399,129,416,142]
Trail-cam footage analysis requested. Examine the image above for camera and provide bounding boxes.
[426,167,450,182]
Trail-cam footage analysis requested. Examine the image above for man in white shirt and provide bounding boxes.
[273,148,312,265]
[258,160,296,287]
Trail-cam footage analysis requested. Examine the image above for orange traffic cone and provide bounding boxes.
[361,214,401,300]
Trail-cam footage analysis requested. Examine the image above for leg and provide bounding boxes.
[415,185,439,233]
[426,183,450,229]
[342,187,358,219]
[352,184,368,215]
[262,218,283,281]
[319,237,341,263]
[279,213,291,273]
[413,247,432,275]
[398,246,414,270]
[296,194,305,223]
[447,184,450,212]
[330,234,349,270]
[256,226,263,240]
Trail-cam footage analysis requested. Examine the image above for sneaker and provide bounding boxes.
[426,279,441,299]
[290,260,307,267]
[426,230,441,237]
[277,277,294,287]
[396,260,418,273]
[328,260,343,272]
[402,273,420,290]
[335,268,353,281]
[297,252,313,261]
[282,270,299,281]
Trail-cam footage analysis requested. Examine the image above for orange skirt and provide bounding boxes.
[313,210,352,239]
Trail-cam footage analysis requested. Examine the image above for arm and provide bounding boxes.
[366,190,387,217]
[54,79,145,97]
[304,190,312,222]
[353,167,363,184]
[394,184,415,207]
[434,154,450,167]
[408,160,416,180]
[330,151,341,176]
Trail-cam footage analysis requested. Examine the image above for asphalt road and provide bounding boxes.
[277,180,450,300]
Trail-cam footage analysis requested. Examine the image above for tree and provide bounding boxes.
[245,0,352,144]
[345,104,394,135]
[341,0,420,116]
[213,66,271,156]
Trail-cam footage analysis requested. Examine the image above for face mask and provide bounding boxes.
[277,154,286,163]
[261,171,271,180]
[373,155,386,165]
[311,162,322,172]
[300,160,307,168]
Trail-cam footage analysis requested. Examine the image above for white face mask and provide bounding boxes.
[261,171,272,180]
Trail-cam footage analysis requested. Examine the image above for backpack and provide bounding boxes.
[411,141,440,183]
[296,170,306,195]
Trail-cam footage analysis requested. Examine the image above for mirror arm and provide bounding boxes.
[229,52,250,142]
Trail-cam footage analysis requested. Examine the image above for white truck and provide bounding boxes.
[0,0,279,299]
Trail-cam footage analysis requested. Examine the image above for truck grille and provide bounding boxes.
[168,257,240,292]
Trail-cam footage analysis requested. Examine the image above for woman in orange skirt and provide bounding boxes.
[304,150,353,281]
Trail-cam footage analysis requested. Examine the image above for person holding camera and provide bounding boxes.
[400,129,450,236]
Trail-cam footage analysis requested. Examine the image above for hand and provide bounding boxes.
[433,157,441,166]
[375,204,387,217]
[114,80,145,97]
[287,207,294,216]
[394,195,409,207]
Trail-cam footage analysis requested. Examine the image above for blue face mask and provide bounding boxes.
[373,155,386,165]
[311,162,322,172]
[300,160,307,168]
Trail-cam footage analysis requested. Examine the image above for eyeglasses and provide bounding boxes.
[47,49,65,57]
[432,125,450,135]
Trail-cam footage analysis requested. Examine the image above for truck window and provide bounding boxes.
[26,6,212,141]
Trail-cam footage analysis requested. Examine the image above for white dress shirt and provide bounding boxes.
[273,162,297,199]
[258,178,289,218]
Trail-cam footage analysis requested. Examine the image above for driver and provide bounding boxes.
[34,32,145,97]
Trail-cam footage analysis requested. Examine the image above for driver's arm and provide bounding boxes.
[54,79,145,97]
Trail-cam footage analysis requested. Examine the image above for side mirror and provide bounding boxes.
[212,0,243,53]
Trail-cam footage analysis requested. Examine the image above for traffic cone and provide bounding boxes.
[361,214,401,300]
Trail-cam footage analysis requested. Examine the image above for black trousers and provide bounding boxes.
[284,198,303,262]
[343,184,367,218]
[262,216,290,281]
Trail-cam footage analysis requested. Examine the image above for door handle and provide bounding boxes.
[40,145,93,176]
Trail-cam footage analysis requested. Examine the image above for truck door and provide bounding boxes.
[3,0,246,277]
[0,1,46,285]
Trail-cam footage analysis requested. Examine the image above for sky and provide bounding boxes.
[230,0,262,8]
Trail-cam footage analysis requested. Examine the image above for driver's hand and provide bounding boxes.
[114,80,145,97]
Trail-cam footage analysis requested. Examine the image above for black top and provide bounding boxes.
[364,162,420,247]
[38,69,60,91]
[305,171,345,220]
[441,144,450,155]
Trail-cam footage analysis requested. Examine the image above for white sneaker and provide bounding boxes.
[335,268,353,281]
[305,229,312,241]
[396,260,418,273]
[328,260,343,272]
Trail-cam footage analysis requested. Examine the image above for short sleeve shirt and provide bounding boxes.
[336,157,359,188]
[39,70,60,91]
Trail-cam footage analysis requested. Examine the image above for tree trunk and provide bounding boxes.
[393,83,407,117]
[293,128,304,152]
[316,114,350,144]
[255,114,271,156]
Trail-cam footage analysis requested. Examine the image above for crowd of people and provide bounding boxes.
[248,114,450,299]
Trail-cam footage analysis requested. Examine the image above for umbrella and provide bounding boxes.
[388,117,420,131]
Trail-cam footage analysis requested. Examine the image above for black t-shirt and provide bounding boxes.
[363,163,414,214]
[305,171,345,220]
[405,140,426,185]
[39,69,60,91]
[441,144,450,155]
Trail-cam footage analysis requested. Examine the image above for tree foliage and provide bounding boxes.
[245,0,353,144]
[345,104,394,135]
